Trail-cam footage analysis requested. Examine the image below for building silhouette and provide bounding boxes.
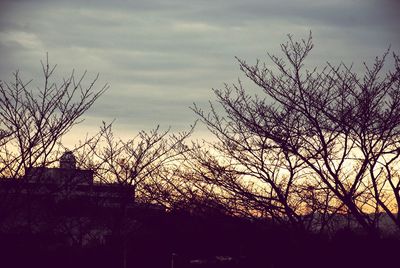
[0,151,163,247]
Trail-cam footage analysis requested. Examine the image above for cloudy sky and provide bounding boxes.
[0,0,399,142]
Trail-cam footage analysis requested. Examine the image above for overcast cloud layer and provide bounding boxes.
[0,0,399,141]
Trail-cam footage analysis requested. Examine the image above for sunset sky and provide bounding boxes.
[0,0,399,143]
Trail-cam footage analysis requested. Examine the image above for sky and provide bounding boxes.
[0,0,399,144]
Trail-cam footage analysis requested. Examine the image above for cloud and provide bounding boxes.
[0,0,399,141]
[172,21,221,33]
[0,31,44,49]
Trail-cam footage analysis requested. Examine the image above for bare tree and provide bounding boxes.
[74,122,193,268]
[181,128,311,229]
[0,56,108,236]
[193,33,400,235]
[76,122,193,202]
[0,56,108,178]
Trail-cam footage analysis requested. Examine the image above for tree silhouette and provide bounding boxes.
[0,56,108,178]
[193,33,400,235]
[0,56,108,239]
[76,122,193,204]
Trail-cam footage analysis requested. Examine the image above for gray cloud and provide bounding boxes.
[1,0,399,141]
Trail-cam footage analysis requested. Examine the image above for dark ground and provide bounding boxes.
[0,211,398,268]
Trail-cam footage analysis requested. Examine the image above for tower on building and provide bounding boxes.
[59,151,77,169]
